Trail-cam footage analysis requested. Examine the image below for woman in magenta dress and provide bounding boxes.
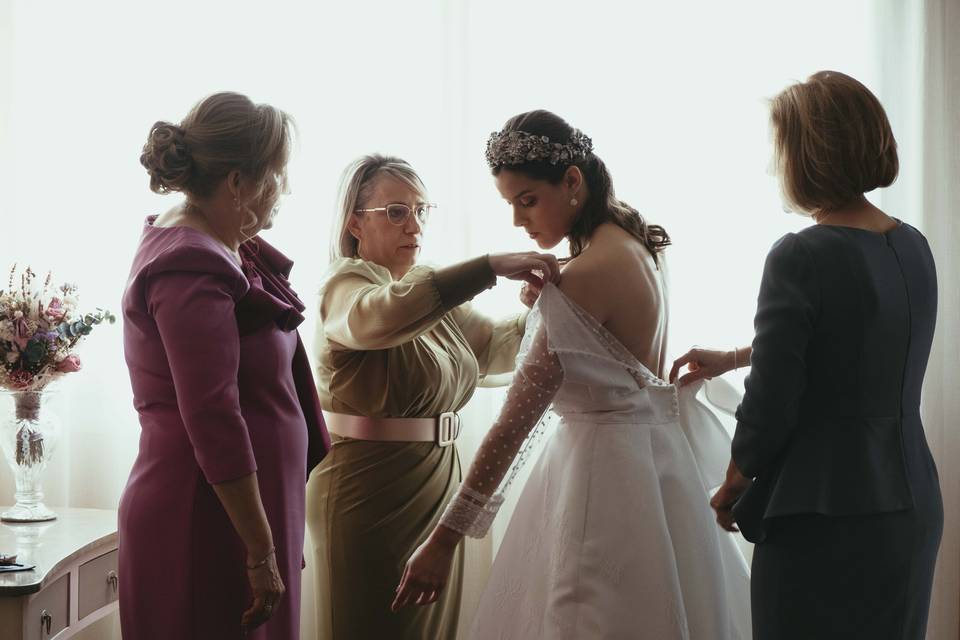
[119,92,329,639]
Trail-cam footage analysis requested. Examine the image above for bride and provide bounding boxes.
[393,110,750,639]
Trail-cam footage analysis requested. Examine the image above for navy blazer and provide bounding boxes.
[731,221,939,543]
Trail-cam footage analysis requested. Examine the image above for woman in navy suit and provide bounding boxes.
[672,71,942,640]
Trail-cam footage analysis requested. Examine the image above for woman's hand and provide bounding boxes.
[489,252,561,287]
[209,473,284,633]
[709,459,752,533]
[520,280,543,308]
[241,550,285,634]
[391,526,461,612]
[669,347,740,386]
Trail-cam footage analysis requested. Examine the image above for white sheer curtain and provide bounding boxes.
[1,1,954,638]
[873,1,960,637]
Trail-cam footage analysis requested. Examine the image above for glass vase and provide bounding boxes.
[0,390,60,522]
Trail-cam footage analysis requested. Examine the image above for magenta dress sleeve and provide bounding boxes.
[146,270,258,484]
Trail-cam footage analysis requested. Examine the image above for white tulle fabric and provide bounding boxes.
[444,283,751,640]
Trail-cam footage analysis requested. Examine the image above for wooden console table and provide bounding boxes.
[0,508,118,639]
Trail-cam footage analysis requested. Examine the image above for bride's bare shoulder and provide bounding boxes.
[556,262,606,322]
[559,225,660,321]
[558,231,632,322]
[564,227,640,275]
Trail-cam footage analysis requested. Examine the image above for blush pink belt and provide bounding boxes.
[322,411,462,447]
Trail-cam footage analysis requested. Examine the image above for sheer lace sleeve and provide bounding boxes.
[440,323,563,537]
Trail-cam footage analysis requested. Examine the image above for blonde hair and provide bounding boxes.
[771,71,899,215]
[330,154,427,262]
[139,92,294,222]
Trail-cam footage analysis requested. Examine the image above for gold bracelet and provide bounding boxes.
[246,546,276,570]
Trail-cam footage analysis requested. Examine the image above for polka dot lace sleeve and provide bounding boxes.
[440,325,563,538]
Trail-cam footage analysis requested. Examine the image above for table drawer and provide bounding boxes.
[25,573,69,639]
[77,549,119,620]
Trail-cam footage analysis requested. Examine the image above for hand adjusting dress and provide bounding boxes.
[308,256,527,640]
[731,223,942,640]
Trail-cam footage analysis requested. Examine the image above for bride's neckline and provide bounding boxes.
[542,282,671,387]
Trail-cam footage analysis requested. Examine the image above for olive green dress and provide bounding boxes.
[307,256,526,640]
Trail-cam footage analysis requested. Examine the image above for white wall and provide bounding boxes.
[0,0,13,217]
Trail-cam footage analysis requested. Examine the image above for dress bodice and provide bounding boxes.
[531,283,679,425]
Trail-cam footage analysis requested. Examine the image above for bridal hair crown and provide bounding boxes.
[485,128,594,170]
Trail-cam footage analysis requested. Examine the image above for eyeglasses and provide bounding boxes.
[354,202,436,226]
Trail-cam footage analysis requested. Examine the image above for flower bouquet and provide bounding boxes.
[0,265,115,521]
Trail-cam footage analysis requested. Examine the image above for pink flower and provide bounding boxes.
[55,355,82,373]
[46,298,66,322]
[8,369,33,388]
[13,318,31,350]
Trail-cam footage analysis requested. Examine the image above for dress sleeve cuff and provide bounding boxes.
[432,255,497,309]
[202,452,258,485]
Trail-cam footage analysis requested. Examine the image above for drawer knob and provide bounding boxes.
[40,609,52,634]
[107,570,119,592]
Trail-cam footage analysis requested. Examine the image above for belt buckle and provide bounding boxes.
[437,412,459,447]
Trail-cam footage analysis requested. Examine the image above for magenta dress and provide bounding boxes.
[118,217,330,640]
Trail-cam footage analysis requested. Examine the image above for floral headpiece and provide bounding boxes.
[485,128,593,170]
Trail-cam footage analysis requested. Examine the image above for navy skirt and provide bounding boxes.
[750,449,942,640]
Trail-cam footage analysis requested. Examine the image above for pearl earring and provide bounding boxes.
[570,197,578,207]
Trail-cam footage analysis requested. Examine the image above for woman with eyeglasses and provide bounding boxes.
[306,154,560,639]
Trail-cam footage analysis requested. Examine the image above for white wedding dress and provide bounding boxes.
[442,282,751,639]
